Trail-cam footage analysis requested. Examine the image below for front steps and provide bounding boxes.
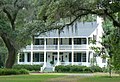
[43,67,54,73]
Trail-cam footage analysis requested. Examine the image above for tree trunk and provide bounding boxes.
[1,33,16,68]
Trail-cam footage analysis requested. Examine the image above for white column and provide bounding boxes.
[86,37,89,49]
[86,37,89,45]
[57,37,60,65]
[17,53,20,64]
[72,38,74,65]
[44,38,46,66]
[31,41,33,65]
[24,53,27,64]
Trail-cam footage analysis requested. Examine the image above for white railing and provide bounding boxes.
[74,45,88,50]
[25,45,31,50]
[25,45,89,50]
[40,64,46,72]
[59,45,72,50]
[25,45,44,50]
[33,45,44,50]
[46,45,58,50]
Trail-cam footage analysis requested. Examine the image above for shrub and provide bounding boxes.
[13,65,42,71]
[0,69,29,75]
[19,69,29,74]
[83,67,93,73]
[55,65,102,73]
[89,66,103,72]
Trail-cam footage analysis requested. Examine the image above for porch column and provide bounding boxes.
[24,53,27,64]
[17,53,20,64]
[86,37,89,48]
[72,38,74,65]
[30,41,33,65]
[44,38,46,66]
[86,38,89,45]
[57,37,60,65]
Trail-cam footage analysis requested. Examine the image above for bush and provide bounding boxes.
[0,69,29,75]
[55,65,90,73]
[55,65,102,73]
[89,66,103,72]
[13,65,42,71]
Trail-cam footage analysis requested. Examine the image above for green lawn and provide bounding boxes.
[0,75,63,82]
[0,74,120,82]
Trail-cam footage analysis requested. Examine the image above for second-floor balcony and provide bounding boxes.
[24,45,89,51]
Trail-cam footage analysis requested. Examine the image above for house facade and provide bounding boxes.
[18,17,107,72]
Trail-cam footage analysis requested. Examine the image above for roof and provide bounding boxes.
[38,22,98,38]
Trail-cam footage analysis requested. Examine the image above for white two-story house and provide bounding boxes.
[18,17,107,72]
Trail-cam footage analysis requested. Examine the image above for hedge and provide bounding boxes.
[13,65,42,71]
[55,65,102,73]
[0,69,29,75]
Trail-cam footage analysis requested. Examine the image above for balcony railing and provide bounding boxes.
[59,45,72,50]
[25,45,44,50]
[46,45,58,50]
[74,45,87,50]
[24,45,89,50]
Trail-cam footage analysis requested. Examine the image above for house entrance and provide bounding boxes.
[52,52,63,65]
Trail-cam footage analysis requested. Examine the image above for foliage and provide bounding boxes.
[89,66,103,72]
[39,0,120,28]
[0,38,7,68]
[13,65,42,71]
[102,20,120,73]
[55,65,102,73]
[50,61,54,65]
[0,0,49,68]
[0,68,29,75]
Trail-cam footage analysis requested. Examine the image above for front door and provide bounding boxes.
[52,55,57,65]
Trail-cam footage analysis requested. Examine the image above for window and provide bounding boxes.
[39,39,44,45]
[34,39,39,45]
[60,38,62,45]
[40,53,44,62]
[88,37,92,44]
[53,38,58,45]
[74,53,81,62]
[33,53,40,62]
[27,53,31,62]
[74,38,81,44]
[102,59,106,63]
[69,53,72,62]
[53,52,57,55]
[93,35,97,41]
[34,39,44,45]
[74,38,86,45]
[69,38,72,45]
[19,53,24,62]
[74,53,77,62]
[81,38,86,44]
[82,53,86,62]
[77,53,81,62]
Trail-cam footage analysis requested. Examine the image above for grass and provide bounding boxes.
[0,75,63,82]
[0,73,120,82]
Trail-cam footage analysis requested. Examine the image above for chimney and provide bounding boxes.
[97,16,103,25]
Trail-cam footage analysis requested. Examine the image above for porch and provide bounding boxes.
[18,52,92,67]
